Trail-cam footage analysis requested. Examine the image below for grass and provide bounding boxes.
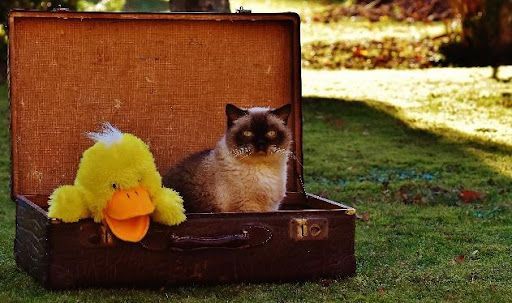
[301,96,512,302]
[1,0,512,301]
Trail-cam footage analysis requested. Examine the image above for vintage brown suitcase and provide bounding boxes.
[9,11,356,289]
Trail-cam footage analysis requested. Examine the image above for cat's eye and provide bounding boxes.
[266,130,277,138]
[243,130,253,137]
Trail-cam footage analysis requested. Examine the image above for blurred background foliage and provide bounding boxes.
[0,0,511,83]
[78,0,126,11]
[441,0,512,77]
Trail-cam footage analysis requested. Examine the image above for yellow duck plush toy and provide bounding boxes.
[48,123,186,242]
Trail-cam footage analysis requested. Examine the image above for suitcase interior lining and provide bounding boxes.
[9,12,303,201]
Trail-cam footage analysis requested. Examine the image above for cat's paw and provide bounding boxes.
[151,187,186,226]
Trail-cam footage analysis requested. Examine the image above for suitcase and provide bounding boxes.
[9,10,356,289]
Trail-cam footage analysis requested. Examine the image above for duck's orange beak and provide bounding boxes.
[103,186,155,242]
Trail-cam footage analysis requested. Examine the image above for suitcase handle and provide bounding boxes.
[168,232,249,250]
[141,225,272,251]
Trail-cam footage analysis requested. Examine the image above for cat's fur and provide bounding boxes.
[163,103,292,213]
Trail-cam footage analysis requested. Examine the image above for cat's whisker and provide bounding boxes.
[288,152,304,169]
[230,146,254,160]
[272,147,290,155]
[273,147,303,169]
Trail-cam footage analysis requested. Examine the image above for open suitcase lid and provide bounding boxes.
[8,11,303,206]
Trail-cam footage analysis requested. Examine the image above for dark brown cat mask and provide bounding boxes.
[225,104,292,156]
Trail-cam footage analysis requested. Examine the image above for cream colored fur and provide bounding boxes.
[206,137,288,212]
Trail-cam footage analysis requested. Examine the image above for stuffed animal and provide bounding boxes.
[48,123,186,242]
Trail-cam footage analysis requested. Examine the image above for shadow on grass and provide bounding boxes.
[302,97,512,206]
[360,98,512,155]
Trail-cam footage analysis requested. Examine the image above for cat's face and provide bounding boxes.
[224,104,292,158]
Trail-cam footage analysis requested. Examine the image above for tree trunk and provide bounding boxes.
[443,0,512,71]
[170,0,230,13]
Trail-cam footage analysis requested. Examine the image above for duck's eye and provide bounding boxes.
[266,130,277,138]
[243,130,253,137]
[112,183,118,190]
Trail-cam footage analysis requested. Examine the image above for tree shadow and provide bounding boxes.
[301,97,512,205]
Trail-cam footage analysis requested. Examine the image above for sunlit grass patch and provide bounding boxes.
[303,67,512,148]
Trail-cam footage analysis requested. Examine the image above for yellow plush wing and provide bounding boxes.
[48,185,90,223]
[151,187,186,226]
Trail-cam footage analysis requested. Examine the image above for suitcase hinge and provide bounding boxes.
[235,6,252,13]
[52,5,71,12]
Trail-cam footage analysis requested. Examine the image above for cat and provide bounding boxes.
[163,103,292,213]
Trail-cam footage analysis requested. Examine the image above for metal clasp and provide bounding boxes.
[289,218,328,241]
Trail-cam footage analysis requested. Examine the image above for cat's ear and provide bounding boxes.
[226,104,247,128]
[271,104,292,124]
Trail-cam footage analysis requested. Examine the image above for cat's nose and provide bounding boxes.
[256,140,267,151]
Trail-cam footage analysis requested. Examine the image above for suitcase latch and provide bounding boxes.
[289,218,328,241]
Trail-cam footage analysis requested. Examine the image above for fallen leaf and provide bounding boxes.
[397,186,410,204]
[458,190,483,204]
[413,193,424,204]
[357,211,370,222]
[454,255,465,264]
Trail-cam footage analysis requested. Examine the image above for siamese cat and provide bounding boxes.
[163,103,292,213]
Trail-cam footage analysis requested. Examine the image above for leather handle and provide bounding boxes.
[141,225,272,252]
[168,231,249,250]
[80,223,272,250]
